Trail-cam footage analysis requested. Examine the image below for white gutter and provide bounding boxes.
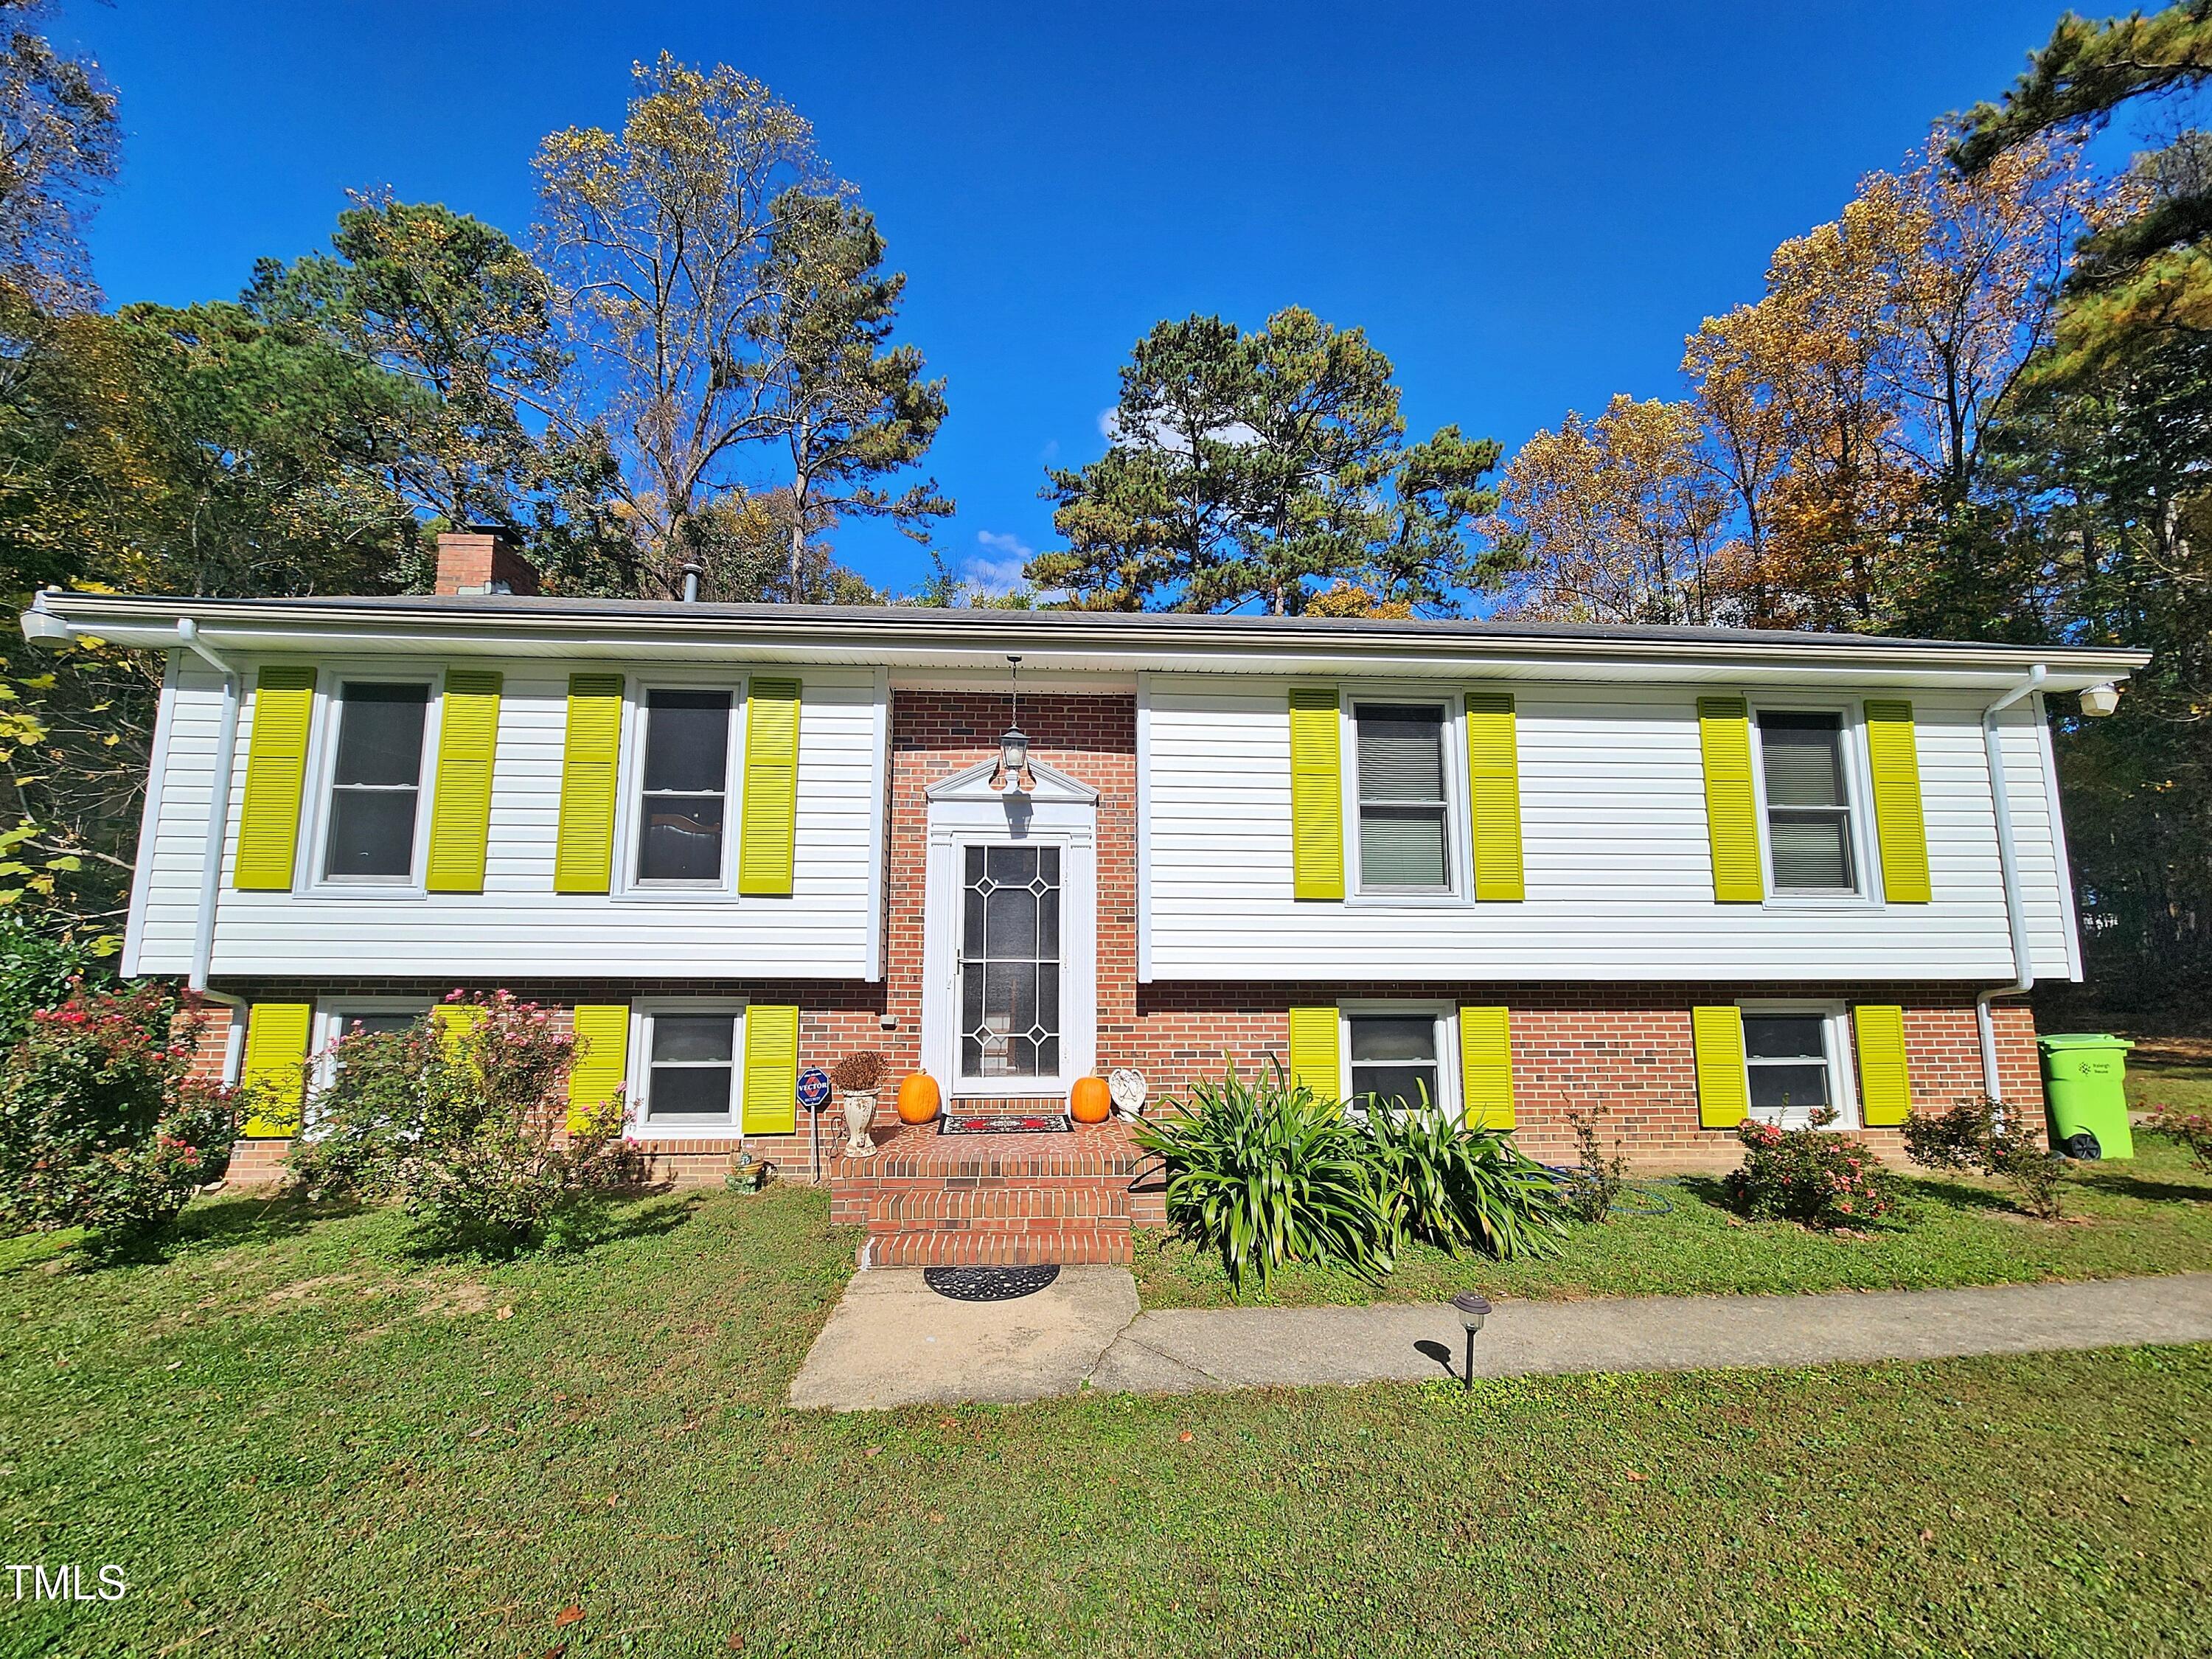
[174,619,241,995]
[1976,662,2047,1099]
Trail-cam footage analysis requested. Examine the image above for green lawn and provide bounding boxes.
[1135,1131,2212,1310]
[2127,1037,2212,1116]
[3,1189,2211,1657]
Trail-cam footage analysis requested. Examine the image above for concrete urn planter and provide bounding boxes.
[841,1091,880,1158]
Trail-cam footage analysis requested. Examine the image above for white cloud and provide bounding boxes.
[958,531,1034,599]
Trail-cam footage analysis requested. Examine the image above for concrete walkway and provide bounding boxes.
[787,1270,2212,1411]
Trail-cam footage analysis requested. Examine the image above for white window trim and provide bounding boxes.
[307,995,435,1103]
[1339,686,1470,907]
[1734,998,1860,1130]
[299,660,448,898]
[627,997,752,1139]
[611,672,750,902]
[1746,696,1883,911]
[1337,999,1459,1119]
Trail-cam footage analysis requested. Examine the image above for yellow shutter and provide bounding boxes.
[1691,1005,1750,1129]
[1288,687,1345,900]
[738,678,801,896]
[1287,1005,1340,1102]
[553,673,624,894]
[233,667,317,890]
[425,669,502,893]
[1458,1006,1515,1130]
[1863,700,1931,904]
[1464,692,1526,902]
[1854,1004,1913,1127]
[1698,696,1764,903]
[429,1002,481,1052]
[741,1004,800,1134]
[567,1004,630,1133]
[239,1001,313,1138]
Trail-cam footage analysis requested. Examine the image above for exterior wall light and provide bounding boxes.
[994,654,1031,793]
[2078,683,2121,717]
[1450,1290,1492,1393]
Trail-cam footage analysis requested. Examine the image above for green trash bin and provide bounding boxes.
[2039,1034,2135,1160]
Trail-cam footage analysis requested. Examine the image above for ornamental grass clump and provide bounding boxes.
[288,991,647,1255]
[0,983,237,1243]
[1724,1107,1898,1228]
[1363,1089,1568,1260]
[1134,1065,1391,1290]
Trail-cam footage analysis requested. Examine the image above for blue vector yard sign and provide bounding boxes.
[796,1068,832,1111]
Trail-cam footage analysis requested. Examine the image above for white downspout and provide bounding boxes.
[1977,663,2047,1100]
[175,619,241,996]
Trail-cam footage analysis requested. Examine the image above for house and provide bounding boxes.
[18,531,2148,1265]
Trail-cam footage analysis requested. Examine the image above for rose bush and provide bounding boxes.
[0,983,237,1242]
[1722,1107,1898,1228]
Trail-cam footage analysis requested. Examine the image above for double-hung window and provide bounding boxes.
[1346,1009,1447,1115]
[635,689,732,885]
[1741,1009,1841,1129]
[324,682,429,881]
[1757,710,1857,894]
[637,1008,743,1130]
[1353,702,1452,893]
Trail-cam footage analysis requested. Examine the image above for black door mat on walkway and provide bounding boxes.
[923,1265,1062,1302]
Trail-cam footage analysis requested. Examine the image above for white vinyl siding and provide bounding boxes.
[1143,675,2079,983]
[129,661,879,979]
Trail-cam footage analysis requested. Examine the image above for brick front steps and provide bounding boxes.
[830,1114,1164,1267]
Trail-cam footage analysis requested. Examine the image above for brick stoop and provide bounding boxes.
[830,1115,1162,1267]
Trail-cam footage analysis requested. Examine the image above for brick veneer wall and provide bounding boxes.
[193,686,2049,1186]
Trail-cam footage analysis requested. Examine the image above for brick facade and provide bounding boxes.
[198,686,2048,1190]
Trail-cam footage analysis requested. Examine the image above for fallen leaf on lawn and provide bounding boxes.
[1624,1470,1647,1483]
[541,1646,567,1659]
[863,1445,882,1458]
[554,1606,585,1627]
[467,1425,488,1440]
[928,1512,945,1524]
[727,1635,745,1652]
[1919,1528,1934,1542]
[1178,1430,1194,1443]
[496,1306,514,1321]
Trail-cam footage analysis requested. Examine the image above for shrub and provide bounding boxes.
[1723,1107,1898,1228]
[1902,1096,2070,1220]
[1134,1065,1391,1290]
[1559,1100,1630,1225]
[2150,1103,2212,1175]
[0,916,112,1054]
[1363,1091,1566,1260]
[288,991,647,1255]
[0,983,236,1241]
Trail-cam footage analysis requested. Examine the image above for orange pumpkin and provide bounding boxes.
[1070,1075,1112,1124]
[895,1072,942,1125]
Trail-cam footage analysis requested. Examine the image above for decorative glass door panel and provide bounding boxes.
[959,844,1062,1079]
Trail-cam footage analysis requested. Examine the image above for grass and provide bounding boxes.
[2,1189,2211,1657]
[1134,1133,2212,1310]
[2128,1035,2212,1116]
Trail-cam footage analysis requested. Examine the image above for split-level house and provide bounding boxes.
[19,531,2147,1265]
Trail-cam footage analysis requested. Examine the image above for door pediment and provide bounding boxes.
[925,755,1099,807]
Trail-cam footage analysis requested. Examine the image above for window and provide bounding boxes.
[1742,1010,1837,1129]
[1757,710,1856,893]
[1347,1010,1445,1114]
[635,689,732,884]
[639,1009,742,1129]
[324,682,428,880]
[1354,702,1450,891]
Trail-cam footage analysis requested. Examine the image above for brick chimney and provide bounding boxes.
[434,526,539,597]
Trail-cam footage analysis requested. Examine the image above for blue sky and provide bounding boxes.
[68,1,2074,598]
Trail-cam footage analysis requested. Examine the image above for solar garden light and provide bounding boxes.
[1451,1292,1492,1394]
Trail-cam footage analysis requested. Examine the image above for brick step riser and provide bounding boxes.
[866,1228,1134,1267]
[865,1190,1131,1223]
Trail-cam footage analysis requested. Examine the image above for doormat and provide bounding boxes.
[939,1111,1074,1135]
[924,1264,1061,1302]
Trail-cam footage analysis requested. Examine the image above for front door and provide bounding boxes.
[918,757,1099,1099]
[955,843,1063,1085]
